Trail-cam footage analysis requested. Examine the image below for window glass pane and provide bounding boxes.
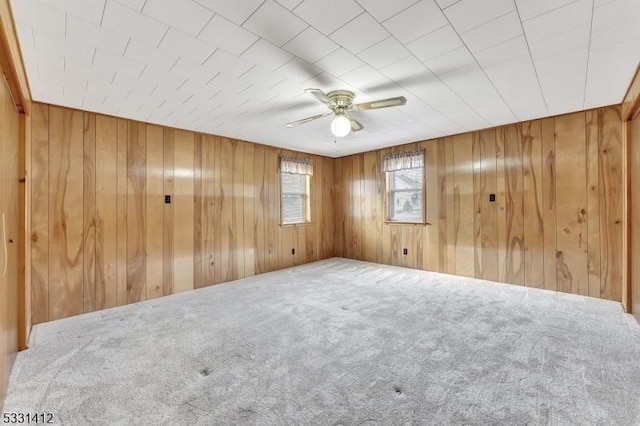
[281,172,309,224]
[389,167,423,222]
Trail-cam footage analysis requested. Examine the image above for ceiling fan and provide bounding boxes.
[285,88,407,137]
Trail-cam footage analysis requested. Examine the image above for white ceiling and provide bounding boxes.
[10,0,640,157]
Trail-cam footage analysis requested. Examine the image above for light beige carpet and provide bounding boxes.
[4,258,640,425]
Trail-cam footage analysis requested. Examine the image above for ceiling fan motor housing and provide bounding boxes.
[327,90,355,113]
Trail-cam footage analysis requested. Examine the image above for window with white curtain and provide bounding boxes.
[382,149,425,223]
[280,156,312,225]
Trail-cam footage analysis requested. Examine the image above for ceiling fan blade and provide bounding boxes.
[349,116,363,132]
[351,96,407,111]
[305,88,335,108]
[285,111,332,127]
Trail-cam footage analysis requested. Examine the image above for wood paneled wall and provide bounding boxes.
[335,106,623,301]
[631,110,640,313]
[0,71,20,409]
[30,103,335,324]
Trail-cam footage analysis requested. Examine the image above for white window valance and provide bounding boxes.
[381,149,424,172]
[281,155,314,176]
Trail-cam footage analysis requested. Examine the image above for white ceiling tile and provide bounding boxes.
[460,11,523,52]
[66,57,115,83]
[114,0,145,11]
[340,64,389,91]
[523,0,592,42]
[406,25,462,62]
[535,47,588,114]
[37,0,106,24]
[593,0,640,30]
[32,28,94,62]
[484,56,548,120]
[474,35,528,68]
[103,0,169,46]
[515,0,577,21]
[241,39,294,71]
[124,39,178,71]
[529,24,590,60]
[313,48,364,76]
[357,37,411,69]
[276,0,304,10]
[444,0,515,33]
[94,49,146,79]
[15,23,35,56]
[193,0,262,25]
[203,49,254,78]
[158,28,217,64]
[590,21,640,51]
[143,0,213,37]
[10,0,65,36]
[199,15,259,56]
[238,65,285,88]
[66,14,129,55]
[423,46,476,75]
[357,0,420,22]
[275,58,322,83]
[243,0,308,46]
[383,1,447,44]
[292,0,363,35]
[283,27,339,63]
[435,0,460,8]
[330,13,389,54]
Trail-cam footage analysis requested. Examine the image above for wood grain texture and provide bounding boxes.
[599,106,622,301]
[555,112,588,295]
[48,106,84,321]
[0,67,20,409]
[95,115,118,309]
[30,103,49,324]
[631,109,640,313]
[522,121,544,288]
[586,110,602,298]
[116,119,128,306]
[145,125,163,299]
[193,134,203,288]
[126,121,146,304]
[173,130,194,293]
[622,64,640,120]
[332,107,622,302]
[82,113,96,312]
[163,129,175,294]
[502,125,525,286]
[541,118,557,292]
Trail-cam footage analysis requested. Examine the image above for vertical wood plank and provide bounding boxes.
[265,148,278,272]
[522,121,544,288]
[541,118,558,292]
[126,121,146,304]
[363,151,381,262]
[424,141,438,271]
[48,106,84,320]
[83,113,96,313]
[502,124,525,286]
[453,134,474,278]
[116,119,128,305]
[30,103,49,324]
[163,129,175,294]
[322,156,335,259]
[334,158,345,258]
[472,133,483,278]
[254,144,266,274]
[173,130,194,292]
[95,115,118,310]
[555,112,588,295]
[201,135,215,286]
[445,138,455,275]
[599,106,623,301]
[244,142,256,277]
[586,110,602,298]
[145,125,164,299]
[193,134,203,288]
[437,139,448,273]
[496,129,507,282]
[480,130,498,282]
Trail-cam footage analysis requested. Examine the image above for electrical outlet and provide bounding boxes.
[403,248,408,255]
[291,248,295,255]
[489,193,496,202]
[165,195,171,204]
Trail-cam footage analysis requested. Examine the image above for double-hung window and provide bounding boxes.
[383,149,425,223]
[280,156,312,225]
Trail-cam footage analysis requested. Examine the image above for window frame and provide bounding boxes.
[280,171,311,226]
[385,164,427,225]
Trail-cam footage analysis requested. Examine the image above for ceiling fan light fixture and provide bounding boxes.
[331,114,351,137]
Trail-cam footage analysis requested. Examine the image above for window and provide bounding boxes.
[280,156,312,224]
[383,150,425,223]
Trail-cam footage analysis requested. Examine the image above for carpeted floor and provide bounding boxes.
[4,258,640,425]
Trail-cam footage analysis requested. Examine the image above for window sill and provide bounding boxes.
[280,222,312,227]
[384,221,431,226]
